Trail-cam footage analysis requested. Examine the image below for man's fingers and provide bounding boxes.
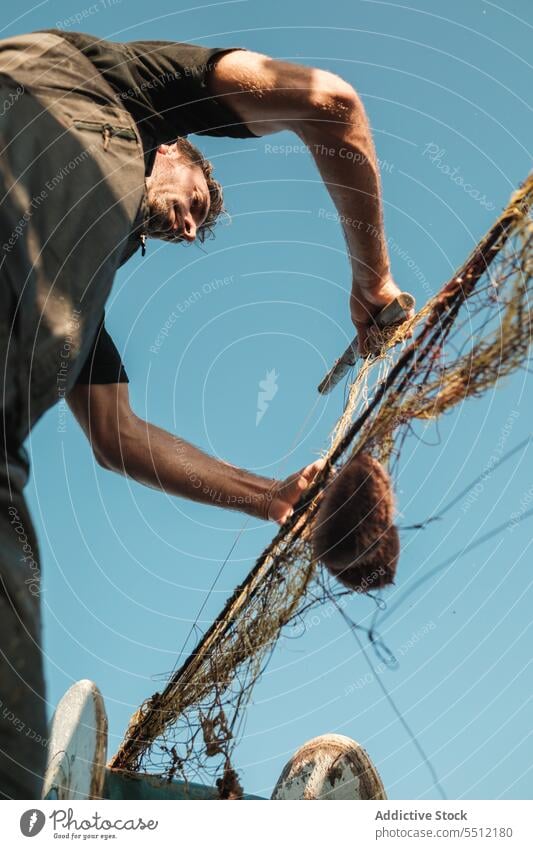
[272,459,328,525]
[293,459,327,509]
[357,306,416,355]
[269,459,330,524]
[299,458,327,485]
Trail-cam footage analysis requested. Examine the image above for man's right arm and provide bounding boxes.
[208,50,413,349]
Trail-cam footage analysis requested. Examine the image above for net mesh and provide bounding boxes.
[109,174,533,790]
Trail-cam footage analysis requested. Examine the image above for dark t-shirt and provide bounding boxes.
[54,32,258,386]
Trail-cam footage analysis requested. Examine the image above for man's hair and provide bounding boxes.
[175,137,226,242]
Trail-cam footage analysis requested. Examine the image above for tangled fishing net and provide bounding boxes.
[109,174,533,790]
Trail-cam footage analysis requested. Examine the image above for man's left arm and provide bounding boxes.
[208,50,413,349]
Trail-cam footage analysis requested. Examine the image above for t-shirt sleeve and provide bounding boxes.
[121,41,260,141]
[45,30,260,143]
[75,318,129,386]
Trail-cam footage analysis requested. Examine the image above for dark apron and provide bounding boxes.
[0,31,147,798]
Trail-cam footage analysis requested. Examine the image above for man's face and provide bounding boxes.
[145,143,210,243]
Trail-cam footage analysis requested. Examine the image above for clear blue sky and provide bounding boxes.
[12,0,533,799]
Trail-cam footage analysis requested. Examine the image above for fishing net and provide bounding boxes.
[109,173,532,789]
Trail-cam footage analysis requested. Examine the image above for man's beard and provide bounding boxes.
[145,195,186,243]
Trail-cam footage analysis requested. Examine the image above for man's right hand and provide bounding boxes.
[350,273,415,355]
